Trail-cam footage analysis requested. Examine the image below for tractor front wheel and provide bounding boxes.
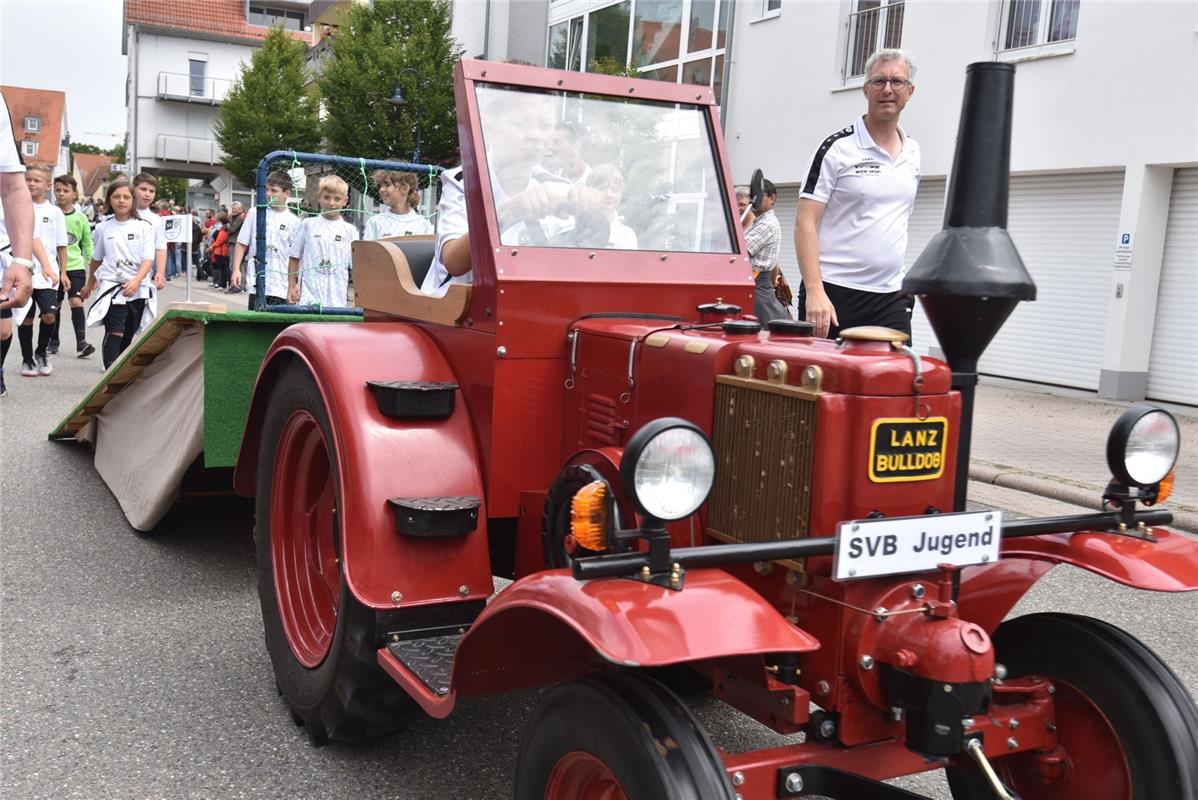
[255,359,413,744]
[515,671,734,800]
[946,612,1198,800]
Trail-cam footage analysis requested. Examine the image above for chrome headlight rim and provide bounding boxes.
[620,418,716,522]
[1106,405,1180,488]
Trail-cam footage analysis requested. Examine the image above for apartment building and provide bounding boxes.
[122,0,313,208]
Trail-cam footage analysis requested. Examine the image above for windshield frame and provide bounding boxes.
[454,60,749,300]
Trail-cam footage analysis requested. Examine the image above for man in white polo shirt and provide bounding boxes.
[795,48,920,339]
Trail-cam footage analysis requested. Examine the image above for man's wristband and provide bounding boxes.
[11,256,34,269]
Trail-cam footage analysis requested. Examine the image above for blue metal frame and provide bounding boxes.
[252,150,442,314]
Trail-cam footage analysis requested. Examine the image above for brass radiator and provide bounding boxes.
[707,374,818,543]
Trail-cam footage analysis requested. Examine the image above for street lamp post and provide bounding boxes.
[388,67,423,163]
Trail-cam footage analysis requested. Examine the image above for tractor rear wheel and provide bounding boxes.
[255,359,413,744]
[514,671,734,800]
[946,613,1198,800]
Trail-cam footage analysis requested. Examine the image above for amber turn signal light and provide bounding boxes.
[1155,468,1176,504]
[571,480,609,552]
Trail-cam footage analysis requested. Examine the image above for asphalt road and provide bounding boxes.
[2,294,1196,800]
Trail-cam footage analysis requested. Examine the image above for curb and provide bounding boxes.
[969,464,1198,535]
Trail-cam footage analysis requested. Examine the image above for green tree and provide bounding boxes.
[70,142,103,155]
[214,25,321,186]
[318,0,462,166]
[157,177,188,206]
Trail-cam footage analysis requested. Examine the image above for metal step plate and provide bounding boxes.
[386,633,462,696]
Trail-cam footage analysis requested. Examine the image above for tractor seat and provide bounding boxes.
[351,236,470,326]
[388,237,437,288]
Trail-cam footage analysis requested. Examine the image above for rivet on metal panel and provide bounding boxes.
[588,252,596,259]
[511,249,518,256]
[390,591,403,604]
[660,254,668,261]
[481,70,487,77]
[458,585,469,597]
[497,346,507,358]
[557,79,564,86]
[628,86,635,93]
[815,680,830,695]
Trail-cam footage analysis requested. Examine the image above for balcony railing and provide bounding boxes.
[156,71,231,104]
[155,133,223,165]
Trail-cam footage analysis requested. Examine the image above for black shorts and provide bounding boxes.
[1,306,10,320]
[66,271,86,299]
[27,288,58,317]
[799,282,914,340]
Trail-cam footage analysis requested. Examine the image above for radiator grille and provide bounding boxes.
[708,378,816,542]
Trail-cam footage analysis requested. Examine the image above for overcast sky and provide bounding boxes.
[1,0,128,148]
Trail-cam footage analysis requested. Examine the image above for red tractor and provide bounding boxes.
[233,60,1198,799]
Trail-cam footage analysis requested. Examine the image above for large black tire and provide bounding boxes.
[514,671,734,800]
[947,613,1198,800]
[255,359,414,744]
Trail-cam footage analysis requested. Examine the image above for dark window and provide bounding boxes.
[189,59,206,97]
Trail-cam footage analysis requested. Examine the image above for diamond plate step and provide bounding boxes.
[386,633,462,696]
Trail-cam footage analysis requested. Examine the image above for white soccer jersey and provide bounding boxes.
[136,208,168,251]
[238,207,300,299]
[364,208,433,241]
[800,115,921,293]
[31,201,68,289]
[0,94,24,174]
[289,214,358,307]
[92,216,156,297]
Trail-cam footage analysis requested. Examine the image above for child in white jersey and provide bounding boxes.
[363,170,433,240]
[16,164,68,377]
[287,175,358,307]
[82,178,156,368]
[232,170,300,308]
[132,172,167,290]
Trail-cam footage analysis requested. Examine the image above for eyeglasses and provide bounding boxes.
[866,77,912,89]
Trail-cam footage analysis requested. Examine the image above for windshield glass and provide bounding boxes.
[475,84,735,254]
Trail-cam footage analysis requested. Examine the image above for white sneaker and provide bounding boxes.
[36,353,53,376]
[21,360,38,377]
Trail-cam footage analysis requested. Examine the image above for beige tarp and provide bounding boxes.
[77,328,204,531]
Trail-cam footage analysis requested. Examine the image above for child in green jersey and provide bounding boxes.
[51,175,95,357]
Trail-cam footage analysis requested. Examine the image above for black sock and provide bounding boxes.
[50,289,64,345]
[36,318,53,356]
[18,324,33,362]
[72,306,86,345]
[0,333,9,365]
[102,333,123,368]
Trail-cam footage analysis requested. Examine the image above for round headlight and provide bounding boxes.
[1106,405,1180,488]
[621,418,715,522]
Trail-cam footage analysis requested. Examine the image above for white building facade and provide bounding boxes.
[494,0,1195,405]
[122,1,313,210]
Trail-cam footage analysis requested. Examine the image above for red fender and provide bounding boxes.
[460,568,817,690]
[959,526,1198,633]
[380,567,820,718]
[234,322,493,609]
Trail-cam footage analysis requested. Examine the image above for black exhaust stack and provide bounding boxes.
[903,62,1036,512]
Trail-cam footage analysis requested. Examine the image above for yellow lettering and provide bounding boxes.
[915,430,929,446]
[928,429,939,447]
[877,454,890,473]
[900,431,914,447]
[890,430,900,447]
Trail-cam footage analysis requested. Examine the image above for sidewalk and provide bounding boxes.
[969,378,1198,533]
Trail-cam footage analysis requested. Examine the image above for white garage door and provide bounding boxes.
[903,178,947,356]
[1147,168,1198,405]
[773,183,801,314]
[978,171,1124,390]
